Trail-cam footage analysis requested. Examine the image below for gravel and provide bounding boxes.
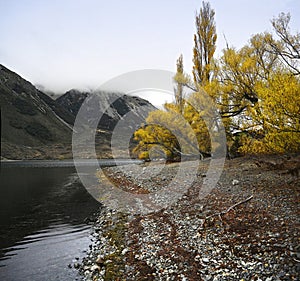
[79,156,300,280]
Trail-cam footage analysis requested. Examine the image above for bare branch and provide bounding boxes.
[205,194,254,220]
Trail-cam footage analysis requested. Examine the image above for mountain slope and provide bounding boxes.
[56,89,156,158]
[56,89,155,130]
[0,64,73,159]
[0,65,156,159]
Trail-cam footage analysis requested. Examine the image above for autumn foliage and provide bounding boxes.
[133,2,300,160]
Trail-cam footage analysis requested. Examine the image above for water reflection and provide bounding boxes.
[0,166,101,281]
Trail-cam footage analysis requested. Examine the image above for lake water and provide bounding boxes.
[0,161,107,281]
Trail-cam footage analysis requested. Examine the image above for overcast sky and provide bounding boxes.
[0,0,299,105]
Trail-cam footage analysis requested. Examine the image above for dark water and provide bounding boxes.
[0,163,102,281]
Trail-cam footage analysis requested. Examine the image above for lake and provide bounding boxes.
[0,160,140,281]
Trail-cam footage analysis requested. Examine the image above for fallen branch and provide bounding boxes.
[205,194,254,220]
[292,258,300,263]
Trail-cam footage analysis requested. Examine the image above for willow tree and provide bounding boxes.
[192,1,217,86]
[133,109,202,161]
[268,12,300,76]
[239,71,300,154]
[217,33,278,119]
[234,15,300,154]
[218,27,300,154]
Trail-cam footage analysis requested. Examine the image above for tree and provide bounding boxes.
[133,2,228,159]
[192,1,217,86]
[133,109,202,160]
[218,35,275,118]
[174,54,184,114]
[267,12,300,76]
[239,71,300,154]
[214,33,279,139]
[133,10,300,160]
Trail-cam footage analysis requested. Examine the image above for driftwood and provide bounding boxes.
[201,195,254,227]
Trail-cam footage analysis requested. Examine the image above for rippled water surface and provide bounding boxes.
[0,163,102,281]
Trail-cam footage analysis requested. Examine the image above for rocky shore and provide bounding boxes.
[77,156,299,280]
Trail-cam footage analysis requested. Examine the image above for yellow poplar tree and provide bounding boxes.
[192,1,217,86]
[174,54,184,114]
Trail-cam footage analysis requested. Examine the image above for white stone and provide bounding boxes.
[121,248,129,255]
[232,179,239,185]
[90,264,100,272]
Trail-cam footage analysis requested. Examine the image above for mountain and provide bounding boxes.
[0,64,156,159]
[55,89,156,158]
[56,89,155,130]
[0,64,73,159]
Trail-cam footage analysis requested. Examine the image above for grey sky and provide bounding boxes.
[0,0,299,105]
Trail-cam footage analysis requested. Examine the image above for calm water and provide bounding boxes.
[0,163,102,281]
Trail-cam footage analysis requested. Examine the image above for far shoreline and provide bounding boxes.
[0,158,144,168]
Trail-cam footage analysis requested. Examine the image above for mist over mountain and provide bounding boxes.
[0,64,156,159]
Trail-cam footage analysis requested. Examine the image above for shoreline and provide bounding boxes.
[77,155,300,280]
[0,158,144,168]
